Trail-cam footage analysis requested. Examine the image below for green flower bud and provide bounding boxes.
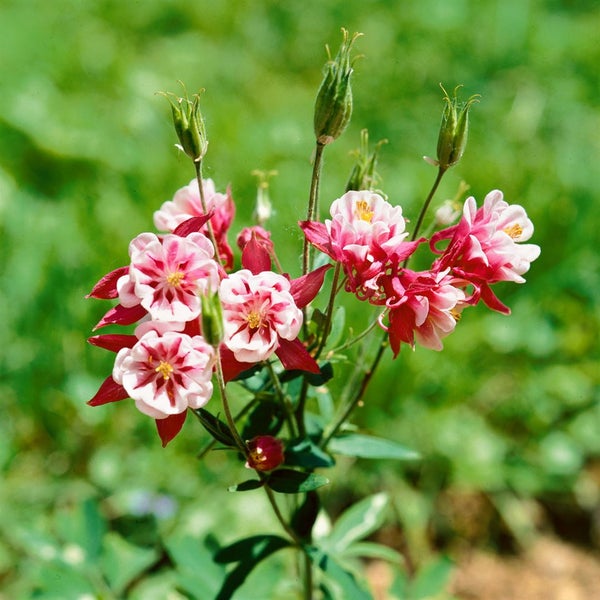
[434,85,480,170]
[313,29,362,145]
[159,84,208,162]
[346,129,388,192]
[201,290,224,348]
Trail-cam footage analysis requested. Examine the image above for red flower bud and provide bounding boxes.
[246,436,285,472]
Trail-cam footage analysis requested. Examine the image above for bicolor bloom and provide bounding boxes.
[117,232,220,323]
[154,178,235,268]
[219,269,303,364]
[431,190,540,313]
[113,329,215,419]
[301,190,422,302]
[381,269,465,355]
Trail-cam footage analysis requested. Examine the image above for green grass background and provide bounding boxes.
[1,0,599,596]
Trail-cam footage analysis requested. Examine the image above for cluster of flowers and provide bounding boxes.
[300,187,540,355]
[88,177,539,445]
[88,178,328,446]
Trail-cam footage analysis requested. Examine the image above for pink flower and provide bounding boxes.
[219,269,303,363]
[117,232,220,322]
[431,190,540,313]
[381,269,465,355]
[113,329,215,419]
[301,190,422,301]
[154,178,235,268]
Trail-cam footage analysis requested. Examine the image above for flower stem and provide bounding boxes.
[302,141,326,277]
[314,262,342,360]
[265,361,298,438]
[407,165,447,245]
[214,348,247,454]
[194,160,223,268]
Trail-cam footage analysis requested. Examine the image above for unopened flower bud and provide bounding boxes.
[346,129,387,192]
[251,170,277,225]
[246,436,285,472]
[313,29,362,145]
[159,85,208,162]
[434,85,480,170]
[201,290,224,347]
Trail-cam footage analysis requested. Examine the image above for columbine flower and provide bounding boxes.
[431,190,540,313]
[117,232,220,323]
[113,329,215,419]
[301,190,422,301]
[246,436,285,472]
[154,178,235,268]
[381,269,465,355]
[219,270,303,364]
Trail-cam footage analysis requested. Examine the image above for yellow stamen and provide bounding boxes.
[354,199,374,223]
[155,360,174,380]
[450,309,462,322]
[246,310,262,329]
[166,271,185,286]
[503,223,523,239]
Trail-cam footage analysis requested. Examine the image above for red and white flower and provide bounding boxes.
[113,329,215,419]
[301,190,422,301]
[431,190,540,313]
[381,269,465,355]
[219,269,303,363]
[117,232,220,323]
[154,178,235,268]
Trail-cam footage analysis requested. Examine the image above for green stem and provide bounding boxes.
[328,307,387,356]
[194,160,223,268]
[214,348,247,454]
[302,141,326,277]
[314,262,342,360]
[265,361,298,438]
[321,332,388,449]
[407,165,447,245]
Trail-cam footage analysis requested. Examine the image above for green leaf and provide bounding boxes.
[285,438,335,468]
[325,493,389,553]
[101,531,159,595]
[291,491,320,540]
[227,479,264,492]
[341,541,403,563]
[328,433,421,461]
[164,535,224,599]
[306,361,334,386]
[214,535,291,600]
[241,397,285,440]
[267,469,329,494]
[410,556,454,599]
[307,547,372,600]
[192,408,237,447]
[214,534,290,564]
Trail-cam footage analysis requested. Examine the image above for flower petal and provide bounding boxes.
[88,376,129,406]
[156,411,188,447]
[275,338,320,374]
[289,264,332,308]
[93,303,148,330]
[87,266,129,299]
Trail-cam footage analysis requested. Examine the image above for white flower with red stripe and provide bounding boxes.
[117,232,220,322]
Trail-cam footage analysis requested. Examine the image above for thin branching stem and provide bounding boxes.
[194,160,223,268]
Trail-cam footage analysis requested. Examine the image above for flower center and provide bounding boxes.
[354,199,374,223]
[246,310,263,330]
[155,360,174,380]
[166,271,185,287]
[503,223,523,239]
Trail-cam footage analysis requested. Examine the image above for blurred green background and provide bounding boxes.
[1,0,599,597]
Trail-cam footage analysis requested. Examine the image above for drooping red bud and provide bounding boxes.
[246,436,285,472]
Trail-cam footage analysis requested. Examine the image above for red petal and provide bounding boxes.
[173,214,213,237]
[289,264,332,308]
[87,266,129,299]
[241,235,271,274]
[219,346,257,382]
[156,411,187,447]
[93,303,147,330]
[299,221,335,258]
[480,283,511,315]
[88,334,137,352]
[88,376,129,406]
[275,338,320,374]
